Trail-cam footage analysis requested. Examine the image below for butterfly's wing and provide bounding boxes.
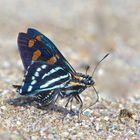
[18,61,71,105]
[19,61,71,95]
[18,28,76,73]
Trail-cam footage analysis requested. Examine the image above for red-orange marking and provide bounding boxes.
[32,50,41,60]
[47,57,56,64]
[36,35,42,41]
[55,54,60,59]
[28,39,35,48]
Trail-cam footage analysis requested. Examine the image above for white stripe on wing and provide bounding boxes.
[42,67,62,79]
[40,74,69,88]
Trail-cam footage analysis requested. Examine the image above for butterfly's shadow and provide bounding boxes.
[7,96,72,116]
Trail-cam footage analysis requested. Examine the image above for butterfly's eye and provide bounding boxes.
[84,76,94,85]
[89,80,95,85]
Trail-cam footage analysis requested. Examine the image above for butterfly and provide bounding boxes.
[14,28,109,115]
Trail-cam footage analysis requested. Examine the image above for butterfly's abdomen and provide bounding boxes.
[60,78,87,97]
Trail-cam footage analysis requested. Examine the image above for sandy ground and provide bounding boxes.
[0,0,140,139]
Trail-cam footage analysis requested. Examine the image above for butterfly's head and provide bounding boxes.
[74,74,95,87]
[82,75,95,87]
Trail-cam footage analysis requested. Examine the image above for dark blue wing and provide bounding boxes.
[18,28,76,73]
[19,61,71,96]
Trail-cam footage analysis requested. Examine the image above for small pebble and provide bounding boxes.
[104,116,109,121]
[32,136,39,140]
[16,121,21,126]
[1,106,7,110]
[77,132,83,138]
[63,131,69,137]
[83,110,92,117]
[111,124,119,130]
[95,123,100,132]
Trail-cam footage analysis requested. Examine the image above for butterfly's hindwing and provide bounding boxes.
[19,61,72,97]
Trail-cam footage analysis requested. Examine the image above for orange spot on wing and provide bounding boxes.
[36,35,42,41]
[47,57,56,64]
[32,50,41,60]
[28,39,35,48]
[55,54,60,59]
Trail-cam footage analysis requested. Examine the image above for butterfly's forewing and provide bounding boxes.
[18,33,54,69]
[18,28,76,73]
[17,33,35,69]
[19,61,71,96]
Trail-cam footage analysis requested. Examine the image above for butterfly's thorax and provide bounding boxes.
[60,73,94,97]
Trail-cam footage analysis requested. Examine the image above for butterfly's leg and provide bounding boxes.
[65,96,72,108]
[65,94,80,108]
[69,97,74,112]
[61,96,72,122]
[67,96,82,114]
[74,94,81,104]
[65,96,75,113]
[75,95,83,120]
[50,93,59,112]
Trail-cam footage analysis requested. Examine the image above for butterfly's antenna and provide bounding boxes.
[85,65,90,75]
[82,53,110,113]
[82,86,99,112]
[92,53,110,77]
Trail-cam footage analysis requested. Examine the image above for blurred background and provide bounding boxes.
[0,0,140,103]
[0,0,140,139]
